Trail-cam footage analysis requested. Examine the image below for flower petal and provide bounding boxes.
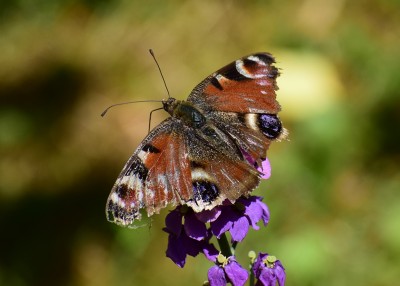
[184,212,208,241]
[258,158,271,179]
[182,232,203,257]
[195,208,222,223]
[164,209,182,236]
[260,202,270,225]
[259,267,276,286]
[275,261,286,286]
[242,149,256,166]
[242,197,263,230]
[225,260,249,286]
[210,208,237,238]
[165,234,186,268]
[203,243,219,262]
[208,266,226,286]
[230,216,249,242]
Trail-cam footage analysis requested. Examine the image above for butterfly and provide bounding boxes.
[106,52,287,227]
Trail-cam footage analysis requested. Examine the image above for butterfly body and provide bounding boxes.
[106,53,286,227]
[163,98,207,128]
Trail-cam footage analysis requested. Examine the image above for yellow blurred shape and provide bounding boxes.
[275,50,344,120]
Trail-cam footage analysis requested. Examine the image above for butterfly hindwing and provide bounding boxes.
[189,52,285,164]
[208,111,284,162]
[184,121,260,212]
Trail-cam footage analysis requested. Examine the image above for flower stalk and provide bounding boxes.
[217,233,233,257]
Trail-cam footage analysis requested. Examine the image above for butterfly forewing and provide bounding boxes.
[188,53,280,114]
[106,119,192,226]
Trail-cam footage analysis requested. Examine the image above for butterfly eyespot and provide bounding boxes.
[258,114,282,139]
[192,181,219,204]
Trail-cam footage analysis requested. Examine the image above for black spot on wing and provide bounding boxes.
[218,63,248,81]
[258,114,282,139]
[142,144,160,153]
[124,156,148,179]
[210,76,223,90]
[192,181,219,204]
[252,53,275,65]
[116,184,129,199]
[190,161,206,169]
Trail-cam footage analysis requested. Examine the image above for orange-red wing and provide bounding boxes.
[106,119,192,226]
[141,128,192,215]
[188,53,281,114]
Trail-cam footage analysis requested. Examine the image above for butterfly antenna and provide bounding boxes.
[148,107,164,133]
[101,100,162,117]
[149,49,171,99]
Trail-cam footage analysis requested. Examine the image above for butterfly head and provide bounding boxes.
[162,97,178,115]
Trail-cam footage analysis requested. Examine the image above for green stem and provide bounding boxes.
[217,233,233,257]
[232,241,238,251]
[248,251,256,286]
[249,267,255,286]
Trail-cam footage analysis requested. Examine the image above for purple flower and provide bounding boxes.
[208,254,248,286]
[252,253,286,286]
[258,158,271,179]
[163,206,218,267]
[163,196,270,266]
[242,152,272,180]
[210,196,270,242]
[162,154,287,285]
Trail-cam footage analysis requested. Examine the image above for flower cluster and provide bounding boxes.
[162,158,286,286]
[206,252,285,286]
[164,196,270,267]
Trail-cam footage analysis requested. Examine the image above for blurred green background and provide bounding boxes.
[1,1,399,285]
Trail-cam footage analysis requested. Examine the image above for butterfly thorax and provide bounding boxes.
[162,97,206,128]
